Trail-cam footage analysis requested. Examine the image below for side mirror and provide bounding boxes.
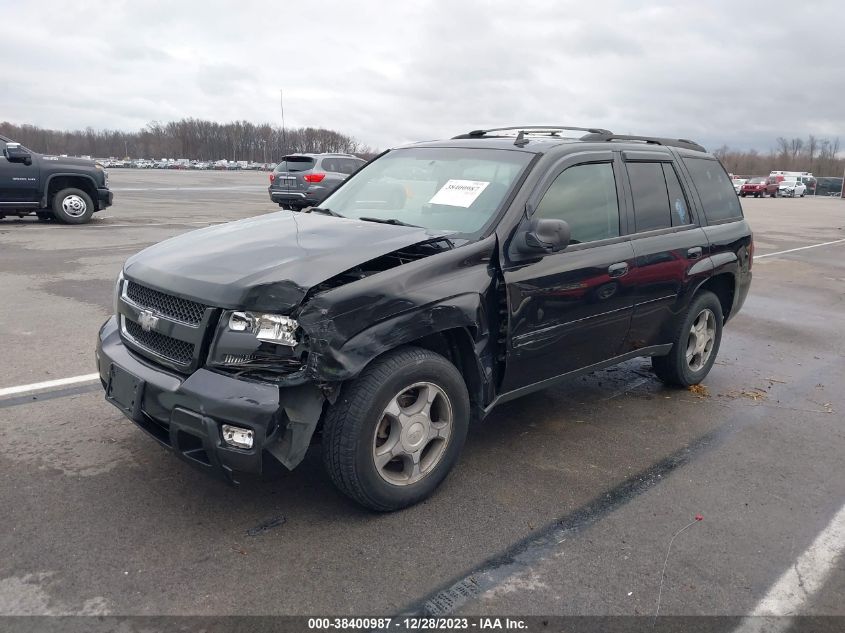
[515,217,571,255]
[4,142,32,165]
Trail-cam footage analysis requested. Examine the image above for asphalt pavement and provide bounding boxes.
[1,170,843,624]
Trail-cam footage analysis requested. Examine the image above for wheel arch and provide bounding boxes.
[694,271,736,321]
[42,174,99,209]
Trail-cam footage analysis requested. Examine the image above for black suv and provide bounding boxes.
[0,135,113,223]
[97,126,752,511]
[268,153,365,209]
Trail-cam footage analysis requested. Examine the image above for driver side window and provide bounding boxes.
[534,162,620,244]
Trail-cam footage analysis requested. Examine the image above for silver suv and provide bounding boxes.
[268,153,365,210]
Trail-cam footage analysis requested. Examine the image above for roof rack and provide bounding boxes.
[453,125,614,147]
[579,133,706,153]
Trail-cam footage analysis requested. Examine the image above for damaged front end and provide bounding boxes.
[98,211,502,483]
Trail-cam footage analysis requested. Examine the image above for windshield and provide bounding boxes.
[780,179,798,186]
[748,177,766,184]
[319,147,533,235]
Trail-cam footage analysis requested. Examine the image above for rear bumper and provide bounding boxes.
[268,188,322,207]
[96,316,286,482]
[97,188,114,209]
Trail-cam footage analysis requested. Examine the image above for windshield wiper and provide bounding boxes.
[358,216,420,227]
[305,206,344,218]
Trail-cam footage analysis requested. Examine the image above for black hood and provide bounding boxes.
[124,211,452,312]
[42,155,100,168]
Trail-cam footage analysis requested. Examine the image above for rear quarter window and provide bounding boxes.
[683,157,743,223]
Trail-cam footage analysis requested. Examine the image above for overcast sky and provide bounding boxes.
[2,0,842,152]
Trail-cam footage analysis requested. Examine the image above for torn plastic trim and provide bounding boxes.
[265,382,326,470]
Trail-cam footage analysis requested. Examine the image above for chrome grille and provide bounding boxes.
[125,281,207,326]
[123,318,195,366]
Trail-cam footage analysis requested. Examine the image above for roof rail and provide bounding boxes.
[579,133,706,153]
[454,125,614,148]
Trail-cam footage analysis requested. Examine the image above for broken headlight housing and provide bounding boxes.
[209,310,305,372]
[226,311,299,346]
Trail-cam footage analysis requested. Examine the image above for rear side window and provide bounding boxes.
[534,162,620,244]
[338,158,363,174]
[684,158,743,222]
[627,162,672,232]
[276,156,315,172]
[663,164,691,226]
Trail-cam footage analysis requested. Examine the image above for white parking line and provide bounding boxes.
[755,238,845,259]
[0,373,100,398]
[734,503,845,631]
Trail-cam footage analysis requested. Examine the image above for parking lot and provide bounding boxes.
[1,170,843,619]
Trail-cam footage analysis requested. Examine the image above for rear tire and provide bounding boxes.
[52,188,94,224]
[322,346,470,511]
[652,291,723,387]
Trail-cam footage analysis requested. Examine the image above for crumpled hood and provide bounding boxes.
[124,211,451,312]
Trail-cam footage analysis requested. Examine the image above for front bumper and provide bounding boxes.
[97,188,114,209]
[96,316,319,482]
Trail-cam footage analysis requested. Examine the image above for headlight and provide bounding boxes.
[113,271,124,315]
[226,311,299,346]
[210,310,304,371]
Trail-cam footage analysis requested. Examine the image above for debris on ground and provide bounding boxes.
[246,516,287,537]
[687,384,710,398]
[721,388,767,401]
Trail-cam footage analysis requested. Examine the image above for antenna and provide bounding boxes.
[280,89,287,155]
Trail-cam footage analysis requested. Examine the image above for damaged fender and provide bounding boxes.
[297,234,503,412]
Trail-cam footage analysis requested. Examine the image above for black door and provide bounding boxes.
[619,154,711,352]
[501,152,637,392]
[0,140,40,203]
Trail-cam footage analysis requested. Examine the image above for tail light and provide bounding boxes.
[269,174,275,183]
[304,173,326,183]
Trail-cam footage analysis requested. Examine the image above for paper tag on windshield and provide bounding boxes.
[428,180,490,208]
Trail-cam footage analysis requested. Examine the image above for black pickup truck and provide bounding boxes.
[0,135,113,223]
[97,126,752,511]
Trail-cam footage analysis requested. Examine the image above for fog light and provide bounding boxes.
[222,424,254,449]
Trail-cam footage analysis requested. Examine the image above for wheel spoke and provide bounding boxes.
[374,440,399,469]
[428,421,450,442]
[405,384,434,417]
[406,451,422,481]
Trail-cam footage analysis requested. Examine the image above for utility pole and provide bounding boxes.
[280,89,287,155]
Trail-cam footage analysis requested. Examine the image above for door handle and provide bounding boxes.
[608,262,629,278]
[687,247,703,260]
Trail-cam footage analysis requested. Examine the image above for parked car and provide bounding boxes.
[97,126,752,511]
[778,179,806,197]
[765,175,785,197]
[268,153,366,210]
[0,134,113,223]
[731,177,747,194]
[815,177,843,197]
[739,177,768,197]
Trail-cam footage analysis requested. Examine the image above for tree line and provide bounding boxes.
[714,136,843,177]
[0,119,376,162]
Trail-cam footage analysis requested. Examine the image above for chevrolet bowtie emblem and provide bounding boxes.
[138,310,160,333]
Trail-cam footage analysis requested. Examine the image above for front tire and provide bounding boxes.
[52,188,94,224]
[652,291,723,387]
[322,346,470,511]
